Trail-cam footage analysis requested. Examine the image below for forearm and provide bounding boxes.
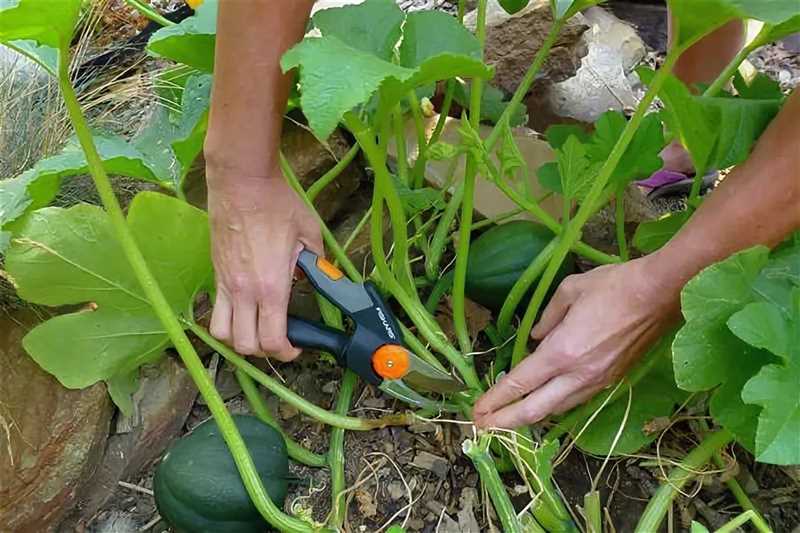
[652,90,800,298]
[205,0,314,179]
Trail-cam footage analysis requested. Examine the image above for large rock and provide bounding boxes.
[60,356,198,528]
[0,310,112,532]
[539,7,648,125]
[184,122,362,221]
[464,0,589,94]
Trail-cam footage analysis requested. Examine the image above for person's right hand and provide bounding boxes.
[206,162,323,361]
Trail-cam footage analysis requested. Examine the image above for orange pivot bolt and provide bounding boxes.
[316,257,344,280]
[372,345,410,380]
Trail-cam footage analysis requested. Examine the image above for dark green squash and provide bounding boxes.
[153,414,289,533]
[465,220,575,312]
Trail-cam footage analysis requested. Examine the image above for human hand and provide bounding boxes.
[206,163,323,361]
[473,255,681,429]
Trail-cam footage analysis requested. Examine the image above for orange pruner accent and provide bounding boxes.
[316,257,344,280]
[372,344,410,380]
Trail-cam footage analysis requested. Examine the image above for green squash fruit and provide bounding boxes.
[153,415,289,533]
[465,220,575,312]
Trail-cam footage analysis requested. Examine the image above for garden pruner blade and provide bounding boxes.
[285,250,466,409]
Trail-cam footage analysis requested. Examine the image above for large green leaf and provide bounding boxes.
[672,246,779,450]
[147,0,217,72]
[741,290,800,465]
[6,192,212,413]
[282,35,491,140]
[643,69,782,175]
[0,0,80,72]
[312,0,404,61]
[576,350,688,456]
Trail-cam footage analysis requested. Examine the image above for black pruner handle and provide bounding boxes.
[286,315,350,365]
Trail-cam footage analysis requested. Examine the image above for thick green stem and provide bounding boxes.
[328,370,357,528]
[124,0,174,27]
[485,18,565,152]
[307,144,360,202]
[187,321,410,430]
[512,50,680,367]
[426,179,465,280]
[344,113,415,294]
[496,238,557,336]
[452,0,487,354]
[58,62,315,533]
[237,369,327,467]
[464,436,523,533]
[367,183,482,390]
[583,491,602,533]
[393,105,410,185]
[615,191,629,261]
[635,429,734,533]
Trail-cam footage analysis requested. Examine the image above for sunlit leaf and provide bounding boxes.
[283,35,491,140]
[313,0,404,61]
[741,289,800,464]
[6,192,212,412]
[673,246,779,450]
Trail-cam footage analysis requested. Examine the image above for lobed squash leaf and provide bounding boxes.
[313,0,404,61]
[575,339,688,456]
[538,111,664,197]
[5,192,212,414]
[641,69,783,176]
[284,0,492,140]
[672,239,800,460]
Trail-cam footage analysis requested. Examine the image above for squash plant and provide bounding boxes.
[1,0,798,531]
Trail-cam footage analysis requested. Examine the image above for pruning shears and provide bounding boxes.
[287,250,466,410]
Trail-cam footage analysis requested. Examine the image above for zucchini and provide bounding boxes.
[465,220,575,311]
[153,415,289,533]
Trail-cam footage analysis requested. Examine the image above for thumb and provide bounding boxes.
[531,276,579,340]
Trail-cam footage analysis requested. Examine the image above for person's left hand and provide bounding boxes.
[473,255,681,429]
